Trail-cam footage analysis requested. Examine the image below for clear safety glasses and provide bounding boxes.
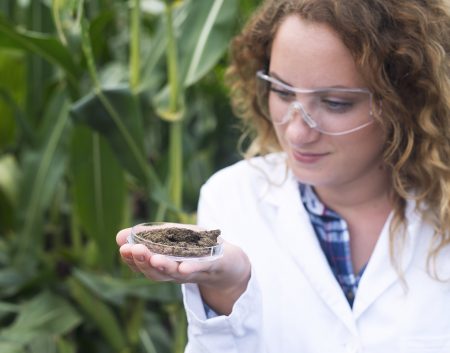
[256,70,375,136]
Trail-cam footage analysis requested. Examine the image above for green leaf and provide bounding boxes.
[70,86,148,184]
[0,87,35,148]
[181,0,238,86]
[12,292,81,334]
[67,277,127,352]
[0,302,19,314]
[139,17,168,93]
[89,9,115,64]
[0,49,25,149]
[0,301,19,322]
[0,15,81,85]
[0,342,23,353]
[0,267,27,298]
[16,94,71,268]
[150,0,238,121]
[0,237,29,298]
[56,338,76,353]
[70,126,126,269]
[140,0,238,91]
[73,268,181,306]
[0,291,81,347]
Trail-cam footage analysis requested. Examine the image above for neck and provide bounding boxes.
[314,167,392,216]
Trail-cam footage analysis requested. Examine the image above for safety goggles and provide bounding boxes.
[256,70,375,135]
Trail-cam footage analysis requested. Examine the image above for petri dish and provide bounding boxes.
[127,222,223,262]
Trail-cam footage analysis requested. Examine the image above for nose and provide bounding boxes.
[283,101,321,143]
[287,102,317,129]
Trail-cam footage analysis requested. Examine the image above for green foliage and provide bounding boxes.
[70,87,149,185]
[0,0,260,352]
[69,126,126,269]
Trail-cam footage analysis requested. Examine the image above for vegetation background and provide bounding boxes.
[0,0,259,352]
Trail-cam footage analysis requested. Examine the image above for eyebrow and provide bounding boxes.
[269,71,293,86]
[269,71,357,90]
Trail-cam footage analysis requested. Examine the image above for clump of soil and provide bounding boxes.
[135,226,221,257]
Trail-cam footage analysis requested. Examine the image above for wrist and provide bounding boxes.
[198,247,251,315]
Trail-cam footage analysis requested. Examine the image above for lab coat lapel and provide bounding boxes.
[352,202,419,319]
[267,176,358,335]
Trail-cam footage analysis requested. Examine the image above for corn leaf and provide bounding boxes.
[0,16,81,85]
[70,126,126,269]
[16,94,71,268]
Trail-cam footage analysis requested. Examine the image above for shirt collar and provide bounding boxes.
[299,183,327,216]
[299,183,342,219]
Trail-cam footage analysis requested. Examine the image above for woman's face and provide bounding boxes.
[268,15,387,191]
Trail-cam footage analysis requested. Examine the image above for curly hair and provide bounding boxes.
[226,0,450,269]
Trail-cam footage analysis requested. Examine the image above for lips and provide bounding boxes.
[292,150,329,163]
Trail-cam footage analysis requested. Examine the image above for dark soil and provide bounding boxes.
[135,227,221,257]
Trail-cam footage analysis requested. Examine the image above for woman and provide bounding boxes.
[117,0,450,352]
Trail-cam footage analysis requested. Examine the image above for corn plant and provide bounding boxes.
[0,0,258,352]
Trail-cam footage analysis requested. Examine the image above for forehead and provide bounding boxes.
[269,15,366,88]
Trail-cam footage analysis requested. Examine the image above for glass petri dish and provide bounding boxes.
[127,222,223,262]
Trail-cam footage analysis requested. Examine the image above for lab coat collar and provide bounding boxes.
[352,200,419,319]
[258,158,419,330]
[267,173,358,334]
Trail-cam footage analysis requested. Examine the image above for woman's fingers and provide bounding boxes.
[116,228,131,246]
[118,243,139,272]
[126,245,170,281]
[116,229,195,280]
[117,233,232,285]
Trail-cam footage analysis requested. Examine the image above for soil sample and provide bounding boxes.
[134,225,221,257]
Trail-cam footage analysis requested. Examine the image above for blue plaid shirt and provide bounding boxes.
[300,184,365,307]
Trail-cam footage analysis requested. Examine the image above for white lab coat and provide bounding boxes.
[182,153,450,353]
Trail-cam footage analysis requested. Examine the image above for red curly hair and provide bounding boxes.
[226,0,450,272]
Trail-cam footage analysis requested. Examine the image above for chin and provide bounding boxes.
[291,171,321,186]
[287,161,323,185]
[292,168,342,188]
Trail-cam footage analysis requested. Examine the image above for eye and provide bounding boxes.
[270,85,296,102]
[322,99,354,113]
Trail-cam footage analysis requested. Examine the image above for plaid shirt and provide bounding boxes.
[300,184,366,307]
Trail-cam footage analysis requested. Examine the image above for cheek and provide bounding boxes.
[336,127,386,163]
[273,124,287,146]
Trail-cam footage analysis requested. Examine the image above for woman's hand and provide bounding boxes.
[116,228,251,315]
